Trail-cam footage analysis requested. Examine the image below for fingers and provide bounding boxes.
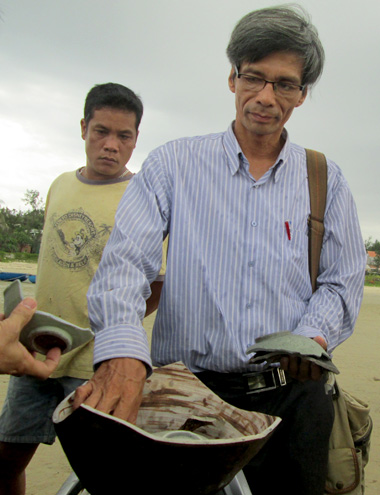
[72,379,134,420]
[0,298,62,379]
[17,346,61,379]
[71,358,146,423]
[298,357,311,378]
[280,355,290,372]
[71,377,121,414]
[113,395,141,424]
[72,381,95,411]
[41,347,62,375]
[280,355,323,382]
[310,362,323,381]
[313,336,327,350]
[279,335,327,382]
[6,298,37,335]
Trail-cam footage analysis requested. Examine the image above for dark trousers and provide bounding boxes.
[196,372,334,495]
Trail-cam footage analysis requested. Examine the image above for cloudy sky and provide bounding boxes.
[0,0,378,241]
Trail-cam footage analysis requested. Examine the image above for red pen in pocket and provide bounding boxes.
[285,221,291,240]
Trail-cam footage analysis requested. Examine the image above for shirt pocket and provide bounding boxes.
[288,227,308,261]
[282,225,311,298]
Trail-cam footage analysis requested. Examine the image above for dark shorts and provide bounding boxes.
[0,375,85,445]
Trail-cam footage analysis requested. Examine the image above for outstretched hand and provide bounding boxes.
[72,357,147,423]
[280,336,328,382]
[0,298,61,378]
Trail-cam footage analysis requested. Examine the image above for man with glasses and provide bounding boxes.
[73,6,366,494]
[235,70,306,95]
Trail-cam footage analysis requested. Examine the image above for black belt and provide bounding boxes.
[196,367,290,395]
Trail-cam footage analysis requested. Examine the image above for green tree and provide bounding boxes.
[0,190,45,253]
[364,237,380,254]
[373,254,380,274]
[22,189,44,211]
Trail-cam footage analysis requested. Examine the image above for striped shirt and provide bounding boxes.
[88,124,366,373]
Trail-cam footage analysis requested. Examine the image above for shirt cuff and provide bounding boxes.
[93,325,153,376]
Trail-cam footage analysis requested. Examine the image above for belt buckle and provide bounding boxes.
[243,368,287,395]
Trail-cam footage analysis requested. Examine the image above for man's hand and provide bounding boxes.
[280,336,327,382]
[0,298,61,378]
[72,357,147,423]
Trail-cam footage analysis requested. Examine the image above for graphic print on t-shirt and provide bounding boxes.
[49,208,112,271]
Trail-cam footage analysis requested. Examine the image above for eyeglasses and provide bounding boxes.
[235,69,304,98]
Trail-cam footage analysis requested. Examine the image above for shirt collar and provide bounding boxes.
[76,167,134,185]
[222,122,291,182]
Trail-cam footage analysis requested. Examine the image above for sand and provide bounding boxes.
[0,261,379,494]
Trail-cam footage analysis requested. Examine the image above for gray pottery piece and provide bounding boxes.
[246,331,339,374]
[53,362,281,495]
[3,280,94,355]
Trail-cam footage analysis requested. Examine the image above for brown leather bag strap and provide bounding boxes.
[305,149,328,293]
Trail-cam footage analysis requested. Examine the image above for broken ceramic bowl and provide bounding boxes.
[53,362,281,495]
[3,280,94,355]
[246,331,339,374]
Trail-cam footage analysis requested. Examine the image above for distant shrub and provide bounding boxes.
[365,274,380,287]
[0,251,38,263]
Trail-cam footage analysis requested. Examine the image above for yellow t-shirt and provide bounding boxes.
[36,170,166,379]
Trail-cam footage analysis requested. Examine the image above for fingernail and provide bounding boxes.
[21,298,37,309]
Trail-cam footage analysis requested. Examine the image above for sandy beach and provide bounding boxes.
[0,261,379,494]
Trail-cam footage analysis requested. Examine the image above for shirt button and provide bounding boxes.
[246,303,252,309]
[248,261,254,267]
[251,221,257,227]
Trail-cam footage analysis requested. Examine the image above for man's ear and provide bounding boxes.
[80,118,87,140]
[295,87,308,108]
[228,67,237,94]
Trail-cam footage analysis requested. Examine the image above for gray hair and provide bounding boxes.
[226,4,325,87]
